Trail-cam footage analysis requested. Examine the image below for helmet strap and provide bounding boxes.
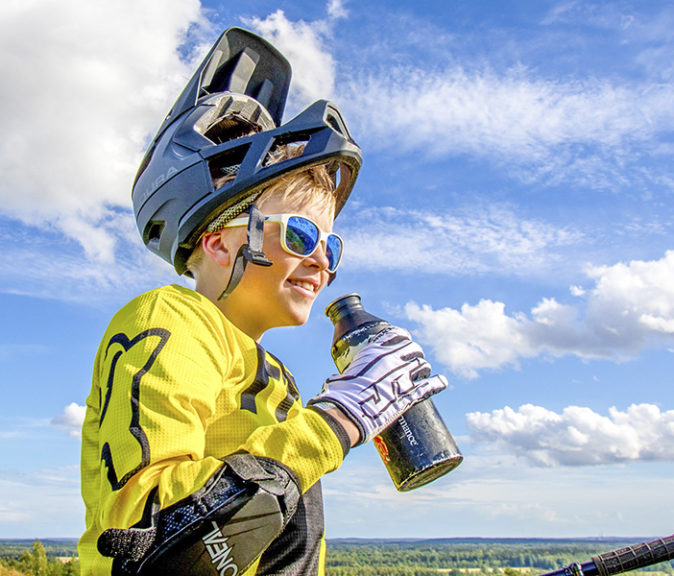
[218,204,273,300]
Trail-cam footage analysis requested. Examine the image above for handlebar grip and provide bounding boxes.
[592,535,674,576]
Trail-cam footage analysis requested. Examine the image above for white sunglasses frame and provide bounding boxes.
[223,213,343,272]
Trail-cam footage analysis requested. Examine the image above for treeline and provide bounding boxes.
[0,541,76,560]
[1,537,673,576]
[324,539,674,576]
[0,541,78,576]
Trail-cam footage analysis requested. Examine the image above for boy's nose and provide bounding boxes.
[307,241,331,270]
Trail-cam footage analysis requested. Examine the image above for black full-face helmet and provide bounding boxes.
[132,27,362,275]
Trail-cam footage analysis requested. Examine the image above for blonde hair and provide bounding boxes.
[254,160,337,215]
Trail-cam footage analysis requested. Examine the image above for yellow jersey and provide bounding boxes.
[79,285,347,575]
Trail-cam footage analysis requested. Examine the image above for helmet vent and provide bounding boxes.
[263,137,310,168]
[144,221,165,245]
[326,114,344,135]
[331,162,342,189]
[209,145,251,189]
[203,116,260,145]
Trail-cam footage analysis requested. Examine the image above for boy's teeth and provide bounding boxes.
[291,280,314,292]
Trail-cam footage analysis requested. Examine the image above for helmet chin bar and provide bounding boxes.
[218,204,273,300]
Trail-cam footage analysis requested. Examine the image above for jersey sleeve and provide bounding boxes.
[237,398,348,491]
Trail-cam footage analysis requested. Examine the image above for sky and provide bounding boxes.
[1,0,673,542]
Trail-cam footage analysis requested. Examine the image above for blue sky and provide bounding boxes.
[1,0,674,540]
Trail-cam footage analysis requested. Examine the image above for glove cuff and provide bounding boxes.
[307,401,361,450]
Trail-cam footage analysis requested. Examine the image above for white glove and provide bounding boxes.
[309,327,447,445]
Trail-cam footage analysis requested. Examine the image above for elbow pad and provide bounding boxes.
[98,453,301,576]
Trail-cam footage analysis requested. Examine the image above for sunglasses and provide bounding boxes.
[223,213,343,273]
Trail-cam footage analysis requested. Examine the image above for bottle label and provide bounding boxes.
[373,436,391,462]
[398,415,419,447]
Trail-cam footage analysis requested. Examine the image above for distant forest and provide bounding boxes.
[1,537,673,576]
[324,538,674,576]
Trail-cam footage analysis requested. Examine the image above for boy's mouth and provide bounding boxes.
[288,279,317,294]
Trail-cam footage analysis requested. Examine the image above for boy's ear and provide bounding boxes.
[201,231,234,267]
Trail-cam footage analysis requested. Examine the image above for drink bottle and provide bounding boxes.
[325,293,463,491]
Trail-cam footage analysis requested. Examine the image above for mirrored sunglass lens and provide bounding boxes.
[326,234,342,272]
[286,216,319,256]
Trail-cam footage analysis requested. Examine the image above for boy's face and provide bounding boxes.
[219,194,336,340]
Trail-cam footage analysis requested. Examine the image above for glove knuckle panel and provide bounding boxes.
[310,329,448,446]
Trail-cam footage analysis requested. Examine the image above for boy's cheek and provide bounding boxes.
[318,273,331,294]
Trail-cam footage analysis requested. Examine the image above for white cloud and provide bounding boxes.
[406,300,535,378]
[467,403,674,466]
[339,61,674,190]
[51,403,87,438]
[327,0,349,20]
[243,9,337,110]
[0,211,180,303]
[541,2,640,32]
[586,253,674,338]
[350,70,647,154]
[0,0,209,262]
[406,251,674,378]
[341,205,582,277]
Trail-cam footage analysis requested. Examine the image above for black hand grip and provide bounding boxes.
[592,535,674,576]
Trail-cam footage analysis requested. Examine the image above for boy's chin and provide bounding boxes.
[282,302,314,327]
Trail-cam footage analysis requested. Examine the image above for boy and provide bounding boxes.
[79,28,447,575]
